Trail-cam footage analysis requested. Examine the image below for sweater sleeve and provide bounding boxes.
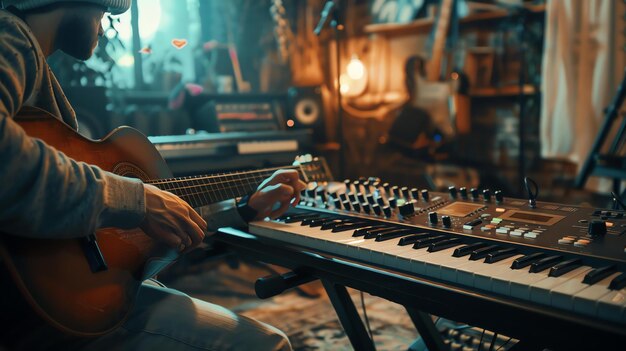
[0,16,146,239]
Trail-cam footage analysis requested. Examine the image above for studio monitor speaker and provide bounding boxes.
[287,86,326,142]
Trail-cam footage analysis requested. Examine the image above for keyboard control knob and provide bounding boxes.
[383,206,392,218]
[362,203,371,214]
[448,186,457,198]
[382,182,391,193]
[373,204,382,216]
[388,197,398,208]
[442,215,452,228]
[482,189,491,202]
[401,186,410,198]
[342,200,352,211]
[495,190,504,203]
[352,202,361,212]
[588,220,607,237]
[366,194,376,205]
[470,188,479,200]
[334,198,342,209]
[376,196,385,207]
[410,188,419,199]
[459,187,468,199]
[399,202,415,216]
[421,189,430,201]
[357,192,366,203]
[428,211,438,225]
[391,186,400,197]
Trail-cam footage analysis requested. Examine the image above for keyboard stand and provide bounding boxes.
[211,227,626,350]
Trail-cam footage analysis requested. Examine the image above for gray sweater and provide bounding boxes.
[0,10,245,239]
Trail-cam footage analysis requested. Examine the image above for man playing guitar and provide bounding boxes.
[0,0,303,349]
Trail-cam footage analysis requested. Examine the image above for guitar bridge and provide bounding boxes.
[80,234,108,273]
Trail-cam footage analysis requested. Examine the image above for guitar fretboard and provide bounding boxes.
[145,166,301,208]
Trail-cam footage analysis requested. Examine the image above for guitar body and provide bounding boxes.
[0,106,175,336]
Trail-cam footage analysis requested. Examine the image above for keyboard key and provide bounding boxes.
[469,245,500,261]
[549,258,583,277]
[485,248,517,263]
[583,265,616,285]
[452,242,487,257]
[530,255,563,273]
[511,253,546,270]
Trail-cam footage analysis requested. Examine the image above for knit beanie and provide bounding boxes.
[2,0,130,15]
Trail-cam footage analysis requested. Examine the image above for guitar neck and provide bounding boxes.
[146,166,301,208]
[427,0,454,82]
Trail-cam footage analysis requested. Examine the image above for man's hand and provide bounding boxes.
[248,169,307,220]
[140,184,207,252]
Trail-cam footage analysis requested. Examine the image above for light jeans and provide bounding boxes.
[82,282,292,351]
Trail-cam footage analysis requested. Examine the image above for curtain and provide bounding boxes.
[540,0,622,168]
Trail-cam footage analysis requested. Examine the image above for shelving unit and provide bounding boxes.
[364,4,545,37]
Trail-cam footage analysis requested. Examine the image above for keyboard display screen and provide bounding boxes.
[499,210,565,226]
[439,203,486,217]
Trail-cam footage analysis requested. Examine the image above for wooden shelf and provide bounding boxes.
[469,84,537,98]
[364,4,545,37]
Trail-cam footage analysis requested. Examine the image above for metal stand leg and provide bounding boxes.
[321,279,376,351]
[405,307,447,351]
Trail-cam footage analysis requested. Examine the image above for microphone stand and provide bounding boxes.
[315,1,346,179]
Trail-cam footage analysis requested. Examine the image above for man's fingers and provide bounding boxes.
[269,199,291,219]
[152,229,182,249]
[183,219,205,248]
[262,170,301,188]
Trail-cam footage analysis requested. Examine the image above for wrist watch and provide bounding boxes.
[236,194,258,223]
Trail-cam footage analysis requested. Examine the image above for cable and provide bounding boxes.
[477,329,486,351]
[611,191,626,211]
[524,176,539,208]
[488,332,498,351]
[495,337,513,351]
[360,291,373,340]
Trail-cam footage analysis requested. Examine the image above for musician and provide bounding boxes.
[0,0,304,349]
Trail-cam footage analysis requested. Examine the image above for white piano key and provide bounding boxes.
[572,272,623,317]
[528,267,592,306]
[489,263,550,299]
[596,288,626,323]
[472,255,525,291]
[422,246,471,279]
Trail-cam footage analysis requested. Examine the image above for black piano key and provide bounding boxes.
[309,217,340,227]
[320,219,349,230]
[511,252,546,270]
[427,237,463,252]
[412,235,447,249]
[362,227,399,239]
[583,265,616,285]
[375,229,416,242]
[398,233,432,246]
[529,255,563,273]
[331,222,371,232]
[302,216,330,226]
[353,225,386,237]
[484,248,518,263]
[285,214,319,223]
[549,258,583,277]
[469,245,500,261]
[452,242,487,257]
[609,273,626,290]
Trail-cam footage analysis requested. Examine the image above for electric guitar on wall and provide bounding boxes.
[409,0,468,138]
[0,106,331,336]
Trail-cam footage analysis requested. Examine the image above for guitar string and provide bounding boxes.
[145,165,301,185]
[152,170,311,204]
[150,170,306,194]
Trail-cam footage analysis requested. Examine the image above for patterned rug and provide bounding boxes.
[161,255,419,350]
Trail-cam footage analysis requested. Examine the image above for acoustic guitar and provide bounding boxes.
[0,106,330,337]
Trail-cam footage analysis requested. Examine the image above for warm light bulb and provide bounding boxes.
[347,56,365,80]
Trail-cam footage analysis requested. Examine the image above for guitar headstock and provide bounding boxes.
[293,154,333,184]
